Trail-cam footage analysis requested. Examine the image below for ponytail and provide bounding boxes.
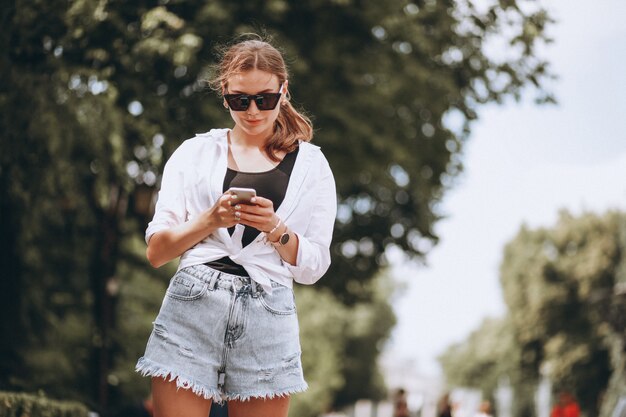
[265,100,313,162]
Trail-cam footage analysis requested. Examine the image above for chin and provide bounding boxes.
[244,124,272,136]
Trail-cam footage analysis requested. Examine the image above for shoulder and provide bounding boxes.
[164,129,228,170]
[170,128,228,156]
[186,128,229,148]
[298,140,328,165]
[298,140,321,153]
[299,141,333,174]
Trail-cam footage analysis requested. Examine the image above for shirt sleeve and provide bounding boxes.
[285,156,337,285]
[144,142,189,244]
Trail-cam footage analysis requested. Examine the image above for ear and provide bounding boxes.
[222,83,230,109]
[282,80,289,103]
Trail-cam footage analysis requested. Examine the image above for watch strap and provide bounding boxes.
[271,229,290,247]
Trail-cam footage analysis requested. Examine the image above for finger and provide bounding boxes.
[228,194,240,206]
[241,199,276,214]
[218,194,236,207]
[240,215,273,231]
[237,204,268,216]
[238,211,264,223]
[232,205,265,224]
[249,196,272,208]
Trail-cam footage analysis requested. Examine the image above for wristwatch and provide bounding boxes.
[272,230,290,247]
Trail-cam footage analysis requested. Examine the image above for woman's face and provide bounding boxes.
[225,69,286,141]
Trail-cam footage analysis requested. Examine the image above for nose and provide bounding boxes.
[246,99,260,115]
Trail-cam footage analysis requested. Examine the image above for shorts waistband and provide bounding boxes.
[182,264,262,294]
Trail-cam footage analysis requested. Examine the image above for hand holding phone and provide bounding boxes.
[227,187,257,205]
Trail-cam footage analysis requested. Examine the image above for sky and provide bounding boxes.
[384,0,626,378]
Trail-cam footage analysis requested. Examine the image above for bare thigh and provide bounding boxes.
[228,396,290,417]
[152,377,212,417]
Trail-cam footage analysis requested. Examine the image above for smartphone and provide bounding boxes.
[227,187,257,205]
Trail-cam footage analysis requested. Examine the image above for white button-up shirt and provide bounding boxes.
[146,129,337,292]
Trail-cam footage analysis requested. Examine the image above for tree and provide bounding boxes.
[439,317,517,399]
[440,211,626,417]
[281,0,555,300]
[500,211,623,416]
[1,0,554,413]
[290,286,350,417]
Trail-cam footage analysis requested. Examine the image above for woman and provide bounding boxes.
[135,37,337,417]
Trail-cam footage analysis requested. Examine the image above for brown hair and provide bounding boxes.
[210,36,313,161]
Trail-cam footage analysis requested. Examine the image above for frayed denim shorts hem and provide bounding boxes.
[135,264,307,402]
[136,357,223,401]
[223,381,309,402]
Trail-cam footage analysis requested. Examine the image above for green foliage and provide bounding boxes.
[0,391,89,417]
[291,287,349,417]
[439,317,516,398]
[106,234,174,409]
[500,211,621,415]
[291,272,398,416]
[334,272,397,406]
[3,0,556,299]
[289,0,555,299]
[599,216,626,417]
[599,334,626,417]
[1,0,553,414]
[440,211,626,417]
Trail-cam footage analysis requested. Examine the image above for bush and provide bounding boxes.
[0,391,89,417]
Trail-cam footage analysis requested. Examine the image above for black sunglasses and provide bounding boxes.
[224,83,285,111]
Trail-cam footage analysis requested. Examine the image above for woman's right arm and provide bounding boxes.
[146,194,235,267]
[144,140,238,268]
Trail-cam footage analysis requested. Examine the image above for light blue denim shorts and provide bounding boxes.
[135,264,307,402]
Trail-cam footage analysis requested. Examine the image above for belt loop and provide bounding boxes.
[251,280,260,296]
[208,271,219,291]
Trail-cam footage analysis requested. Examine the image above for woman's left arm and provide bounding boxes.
[237,157,337,283]
[280,159,337,284]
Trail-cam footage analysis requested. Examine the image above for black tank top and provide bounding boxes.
[205,147,299,276]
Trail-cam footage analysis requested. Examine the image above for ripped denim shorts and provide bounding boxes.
[135,264,307,402]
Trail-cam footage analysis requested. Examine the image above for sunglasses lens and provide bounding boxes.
[225,95,249,111]
[256,94,280,110]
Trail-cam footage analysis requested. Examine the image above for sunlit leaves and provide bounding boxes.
[2,0,555,411]
[443,211,625,416]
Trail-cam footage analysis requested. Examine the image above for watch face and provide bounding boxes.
[279,232,290,245]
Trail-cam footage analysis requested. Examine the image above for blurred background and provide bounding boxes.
[1,1,624,417]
